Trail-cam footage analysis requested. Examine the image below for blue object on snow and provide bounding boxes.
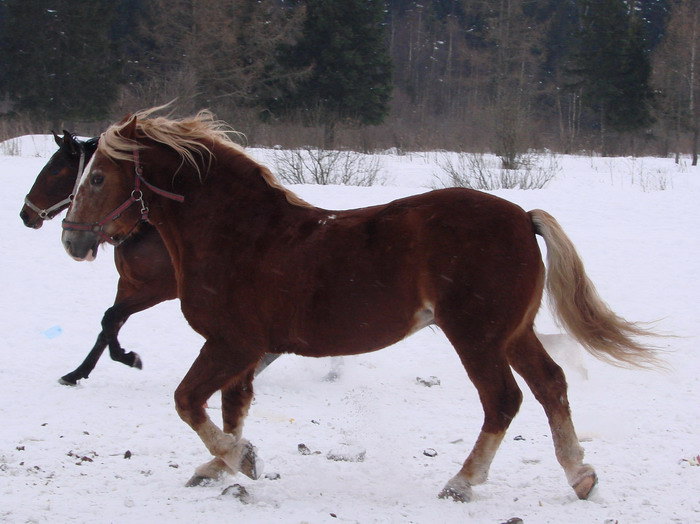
[42,325,63,339]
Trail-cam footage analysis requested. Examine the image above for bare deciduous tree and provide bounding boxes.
[124,0,306,123]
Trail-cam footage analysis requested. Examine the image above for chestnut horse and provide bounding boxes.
[61,109,660,502]
[21,131,279,385]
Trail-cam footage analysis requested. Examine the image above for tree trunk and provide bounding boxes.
[600,104,608,157]
[324,121,336,150]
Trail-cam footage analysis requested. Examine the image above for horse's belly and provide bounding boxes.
[277,299,433,358]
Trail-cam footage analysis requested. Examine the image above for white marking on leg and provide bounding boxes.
[461,431,505,485]
[440,431,505,502]
[194,457,233,479]
[195,418,249,473]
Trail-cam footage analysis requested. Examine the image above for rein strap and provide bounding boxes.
[133,149,185,203]
[61,149,184,246]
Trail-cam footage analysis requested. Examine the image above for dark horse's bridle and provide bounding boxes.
[61,149,185,246]
[24,143,88,220]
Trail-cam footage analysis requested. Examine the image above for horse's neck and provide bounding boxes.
[147,152,307,269]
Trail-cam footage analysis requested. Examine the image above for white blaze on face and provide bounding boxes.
[62,153,101,262]
[67,154,97,218]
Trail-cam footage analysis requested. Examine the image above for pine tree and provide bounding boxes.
[637,0,671,50]
[270,0,393,147]
[124,0,306,122]
[571,0,654,153]
[608,9,655,133]
[1,0,121,127]
[0,1,9,105]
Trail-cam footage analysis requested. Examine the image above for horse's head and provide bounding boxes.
[20,131,98,229]
[61,117,145,261]
[61,114,185,261]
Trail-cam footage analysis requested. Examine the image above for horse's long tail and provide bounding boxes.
[529,209,661,368]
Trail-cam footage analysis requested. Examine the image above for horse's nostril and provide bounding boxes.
[19,210,28,223]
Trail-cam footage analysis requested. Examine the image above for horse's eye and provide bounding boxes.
[91,174,104,186]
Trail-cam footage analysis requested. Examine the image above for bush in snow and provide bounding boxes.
[273,147,384,186]
[436,151,560,190]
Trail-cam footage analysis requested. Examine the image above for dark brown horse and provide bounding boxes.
[21,132,98,228]
[20,131,174,384]
[61,109,660,502]
[21,131,278,385]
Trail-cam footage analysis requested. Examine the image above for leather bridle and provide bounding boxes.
[24,144,87,220]
[61,148,184,246]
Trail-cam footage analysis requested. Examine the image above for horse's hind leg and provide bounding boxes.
[439,328,523,502]
[175,340,261,486]
[507,329,597,499]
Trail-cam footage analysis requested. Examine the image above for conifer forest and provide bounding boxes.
[0,1,696,158]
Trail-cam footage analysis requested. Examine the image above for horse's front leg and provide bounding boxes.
[59,301,141,386]
[102,288,171,370]
[59,332,109,385]
[186,372,262,485]
[175,342,262,486]
[222,370,263,479]
[101,305,139,368]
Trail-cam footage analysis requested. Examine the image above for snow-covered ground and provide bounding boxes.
[1,136,698,523]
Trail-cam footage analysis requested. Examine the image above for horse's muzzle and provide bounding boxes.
[62,230,99,261]
[20,208,43,229]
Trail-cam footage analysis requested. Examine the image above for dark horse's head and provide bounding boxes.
[20,131,98,229]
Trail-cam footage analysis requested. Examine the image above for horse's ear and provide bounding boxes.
[52,130,62,147]
[85,137,99,154]
[62,130,79,156]
[120,114,138,139]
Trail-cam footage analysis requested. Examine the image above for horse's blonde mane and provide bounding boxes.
[99,105,311,208]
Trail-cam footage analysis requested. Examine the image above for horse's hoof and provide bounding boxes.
[185,474,215,487]
[240,441,263,480]
[438,477,473,503]
[58,375,79,386]
[221,483,253,504]
[438,486,471,503]
[571,465,598,500]
[129,352,143,370]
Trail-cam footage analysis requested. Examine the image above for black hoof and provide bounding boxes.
[128,352,143,370]
[185,474,215,487]
[58,375,79,386]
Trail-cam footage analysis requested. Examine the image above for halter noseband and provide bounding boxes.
[61,149,184,246]
[24,144,87,220]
